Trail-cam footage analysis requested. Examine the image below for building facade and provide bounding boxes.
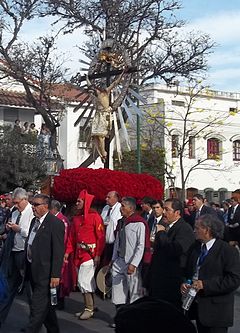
[142,83,240,202]
[1,82,240,203]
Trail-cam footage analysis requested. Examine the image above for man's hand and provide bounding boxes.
[229,223,239,229]
[180,282,191,296]
[127,264,136,275]
[156,224,166,232]
[7,223,20,233]
[63,253,69,263]
[192,280,203,291]
[50,278,60,288]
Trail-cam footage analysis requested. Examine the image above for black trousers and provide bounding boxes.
[196,314,228,333]
[0,250,24,324]
[25,264,60,333]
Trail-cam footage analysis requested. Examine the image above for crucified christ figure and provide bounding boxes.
[86,72,124,163]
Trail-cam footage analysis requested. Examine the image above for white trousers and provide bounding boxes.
[111,257,143,305]
[78,259,96,293]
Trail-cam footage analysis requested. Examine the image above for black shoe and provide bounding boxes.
[20,328,26,332]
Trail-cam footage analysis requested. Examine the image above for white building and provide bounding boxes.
[142,83,240,202]
[1,82,240,202]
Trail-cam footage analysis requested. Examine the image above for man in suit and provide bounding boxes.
[148,198,195,308]
[181,214,240,333]
[225,197,240,246]
[149,199,166,245]
[50,199,71,310]
[0,188,34,328]
[25,194,65,333]
[193,194,217,223]
[140,196,155,228]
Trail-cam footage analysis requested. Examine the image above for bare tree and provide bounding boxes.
[0,1,215,169]
[47,0,214,84]
[0,1,68,155]
[140,80,234,200]
[44,0,215,167]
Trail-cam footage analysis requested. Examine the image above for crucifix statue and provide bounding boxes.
[86,71,124,163]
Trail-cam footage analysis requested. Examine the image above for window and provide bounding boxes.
[172,134,179,158]
[229,107,238,114]
[189,136,195,159]
[3,107,19,122]
[171,100,185,107]
[79,125,91,143]
[207,138,221,160]
[233,140,240,161]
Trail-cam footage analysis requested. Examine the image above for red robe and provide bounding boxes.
[66,191,105,268]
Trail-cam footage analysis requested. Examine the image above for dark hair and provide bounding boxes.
[152,199,164,208]
[34,194,50,207]
[165,198,183,216]
[115,297,196,333]
[193,194,204,202]
[121,197,136,210]
[198,214,224,239]
[141,196,155,206]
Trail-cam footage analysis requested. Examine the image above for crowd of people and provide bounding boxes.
[0,188,239,333]
[13,120,38,136]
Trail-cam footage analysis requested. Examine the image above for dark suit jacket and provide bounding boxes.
[199,205,217,217]
[226,205,240,242]
[149,218,195,305]
[26,212,65,286]
[185,239,240,327]
[228,205,240,225]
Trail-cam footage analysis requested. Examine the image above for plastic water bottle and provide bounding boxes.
[182,286,197,311]
[50,287,58,306]
[181,279,192,302]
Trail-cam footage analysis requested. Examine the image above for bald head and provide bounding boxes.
[106,191,120,207]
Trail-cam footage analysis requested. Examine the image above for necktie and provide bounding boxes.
[15,212,22,225]
[151,218,158,233]
[195,210,200,221]
[107,207,112,217]
[198,244,208,266]
[32,218,40,232]
[27,218,40,262]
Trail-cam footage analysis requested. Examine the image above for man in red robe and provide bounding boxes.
[64,190,105,320]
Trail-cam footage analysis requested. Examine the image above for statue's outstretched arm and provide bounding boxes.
[106,70,125,93]
[85,73,92,87]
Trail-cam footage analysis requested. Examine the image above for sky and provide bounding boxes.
[178,0,240,92]
[19,0,240,93]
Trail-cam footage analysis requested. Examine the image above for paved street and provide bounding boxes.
[1,288,240,332]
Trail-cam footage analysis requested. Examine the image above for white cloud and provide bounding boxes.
[186,11,240,45]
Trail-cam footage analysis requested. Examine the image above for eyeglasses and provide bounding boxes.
[32,202,45,207]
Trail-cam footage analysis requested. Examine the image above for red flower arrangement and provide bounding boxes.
[52,168,164,204]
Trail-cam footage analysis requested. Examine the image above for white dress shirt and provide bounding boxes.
[12,202,34,252]
[101,202,122,244]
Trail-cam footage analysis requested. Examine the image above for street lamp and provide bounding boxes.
[45,156,64,190]
[45,156,64,176]
[166,172,176,198]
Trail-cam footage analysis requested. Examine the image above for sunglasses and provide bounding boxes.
[32,202,45,207]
